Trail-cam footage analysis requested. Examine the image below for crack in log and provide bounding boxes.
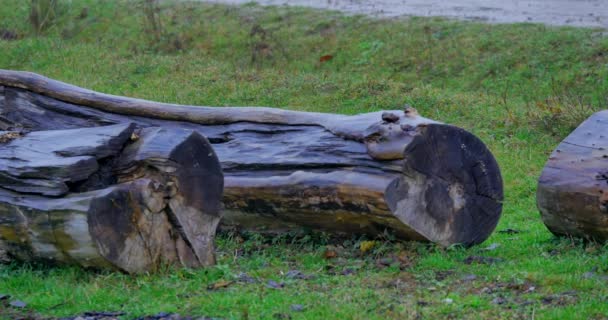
[562,141,606,150]
[0,123,223,272]
[126,191,156,271]
[164,201,201,265]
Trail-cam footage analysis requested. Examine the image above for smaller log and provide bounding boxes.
[537,110,608,241]
[0,124,223,272]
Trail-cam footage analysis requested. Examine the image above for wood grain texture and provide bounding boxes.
[0,123,134,196]
[0,123,223,272]
[0,69,436,146]
[537,111,608,241]
[0,70,503,246]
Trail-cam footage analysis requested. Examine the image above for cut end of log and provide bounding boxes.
[537,110,608,241]
[90,127,224,272]
[386,124,504,246]
[0,124,224,273]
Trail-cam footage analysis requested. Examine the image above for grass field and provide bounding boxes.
[1,0,608,319]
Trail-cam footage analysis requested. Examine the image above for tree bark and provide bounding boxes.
[537,111,608,241]
[0,70,503,246]
[0,122,223,272]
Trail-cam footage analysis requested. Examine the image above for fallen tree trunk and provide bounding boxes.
[0,70,503,246]
[0,123,223,272]
[537,111,608,241]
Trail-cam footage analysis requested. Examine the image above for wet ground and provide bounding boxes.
[202,0,608,28]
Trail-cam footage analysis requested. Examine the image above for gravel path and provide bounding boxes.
[202,0,608,28]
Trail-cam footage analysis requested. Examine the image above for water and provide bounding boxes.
[201,0,608,28]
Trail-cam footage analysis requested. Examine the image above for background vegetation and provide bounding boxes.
[1,0,608,319]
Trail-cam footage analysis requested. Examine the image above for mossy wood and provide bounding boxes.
[0,70,503,246]
[538,111,608,241]
[0,122,224,272]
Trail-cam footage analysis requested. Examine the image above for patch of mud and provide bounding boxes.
[202,0,608,29]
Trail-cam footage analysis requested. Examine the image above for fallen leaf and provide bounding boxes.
[207,280,234,290]
[319,54,333,63]
[397,251,412,264]
[323,250,337,259]
[359,240,376,254]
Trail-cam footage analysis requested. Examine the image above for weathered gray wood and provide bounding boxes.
[0,124,223,272]
[0,70,436,146]
[538,110,608,241]
[0,123,135,196]
[0,70,503,246]
[116,127,224,266]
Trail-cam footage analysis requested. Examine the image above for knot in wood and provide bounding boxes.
[381,112,400,123]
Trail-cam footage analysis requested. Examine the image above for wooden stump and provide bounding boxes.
[538,111,608,241]
[0,123,223,272]
[0,70,503,247]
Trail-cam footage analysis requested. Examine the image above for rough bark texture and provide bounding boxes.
[538,111,608,241]
[0,70,503,247]
[0,122,223,272]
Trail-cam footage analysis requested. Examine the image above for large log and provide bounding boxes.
[0,123,223,272]
[537,111,608,241]
[0,70,503,246]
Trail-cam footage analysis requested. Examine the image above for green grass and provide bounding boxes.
[1,0,608,319]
